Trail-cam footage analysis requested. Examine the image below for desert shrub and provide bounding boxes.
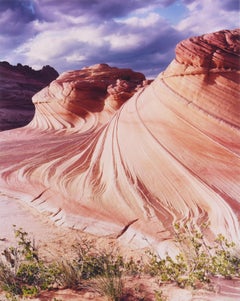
[72,238,107,279]
[154,289,167,301]
[56,238,126,300]
[94,252,125,300]
[209,234,240,278]
[146,222,240,288]
[0,227,60,298]
[72,240,126,300]
[0,229,126,300]
[56,260,84,290]
[95,274,124,301]
[2,223,238,300]
[124,257,144,276]
[93,254,124,301]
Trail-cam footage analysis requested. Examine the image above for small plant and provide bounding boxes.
[0,227,60,298]
[95,273,124,301]
[1,223,238,300]
[57,238,126,300]
[90,251,125,300]
[124,257,143,276]
[96,253,125,301]
[209,234,240,278]
[146,222,240,289]
[57,260,84,290]
[75,240,126,300]
[154,289,167,301]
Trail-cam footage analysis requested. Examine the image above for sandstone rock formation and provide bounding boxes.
[0,29,239,254]
[30,64,145,130]
[0,62,58,131]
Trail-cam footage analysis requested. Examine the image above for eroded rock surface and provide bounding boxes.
[30,63,145,130]
[0,29,239,254]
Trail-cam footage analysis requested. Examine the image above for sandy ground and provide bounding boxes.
[0,191,82,259]
[0,191,240,301]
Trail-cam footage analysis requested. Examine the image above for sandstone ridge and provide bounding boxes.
[30,63,146,130]
[0,29,239,254]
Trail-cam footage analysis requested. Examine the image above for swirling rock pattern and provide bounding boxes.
[0,29,239,253]
[30,63,145,131]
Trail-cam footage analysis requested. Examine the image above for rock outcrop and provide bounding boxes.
[0,62,58,131]
[30,64,145,130]
[0,29,239,254]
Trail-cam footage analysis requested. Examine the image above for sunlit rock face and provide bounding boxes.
[0,29,239,254]
[0,62,58,131]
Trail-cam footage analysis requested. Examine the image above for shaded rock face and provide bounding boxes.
[0,29,239,254]
[30,63,145,130]
[0,62,58,131]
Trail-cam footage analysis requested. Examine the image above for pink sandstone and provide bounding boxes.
[0,29,239,254]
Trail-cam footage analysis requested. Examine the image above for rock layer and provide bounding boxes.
[0,29,239,253]
[30,63,145,130]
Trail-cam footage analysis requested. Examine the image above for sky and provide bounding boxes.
[0,0,239,78]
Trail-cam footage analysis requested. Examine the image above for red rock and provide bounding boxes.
[175,29,240,69]
[0,30,239,255]
[30,64,145,130]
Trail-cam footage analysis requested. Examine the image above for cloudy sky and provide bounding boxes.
[0,0,239,77]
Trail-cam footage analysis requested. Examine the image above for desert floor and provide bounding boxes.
[0,191,239,301]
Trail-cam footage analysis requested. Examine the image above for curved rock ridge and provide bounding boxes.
[175,29,240,69]
[0,29,239,254]
[29,64,146,130]
[162,29,240,130]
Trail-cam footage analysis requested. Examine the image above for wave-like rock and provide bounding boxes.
[30,63,146,130]
[0,29,239,254]
[0,62,58,131]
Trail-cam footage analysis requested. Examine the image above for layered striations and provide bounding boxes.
[0,29,239,253]
[30,64,145,130]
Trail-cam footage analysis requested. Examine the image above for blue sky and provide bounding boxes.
[155,1,188,25]
[0,0,239,77]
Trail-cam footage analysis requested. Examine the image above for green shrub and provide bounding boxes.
[95,274,124,301]
[93,253,125,300]
[0,227,59,298]
[71,240,125,299]
[56,260,84,290]
[56,238,126,300]
[124,257,143,276]
[146,222,240,289]
[154,290,167,301]
[1,223,238,300]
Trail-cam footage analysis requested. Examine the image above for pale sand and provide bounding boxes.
[0,192,81,259]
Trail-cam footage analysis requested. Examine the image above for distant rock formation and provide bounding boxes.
[0,62,58,131]
[0,29,239,255]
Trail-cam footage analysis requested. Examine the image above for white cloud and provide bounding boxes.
[15,33,69,61]
[1,0,239,77]
[104,33,142,51]
[71,26,104,45]
[176,0,239,35]
[13,25,105,65]
[66,53,86,63]
[118,12,162,27]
